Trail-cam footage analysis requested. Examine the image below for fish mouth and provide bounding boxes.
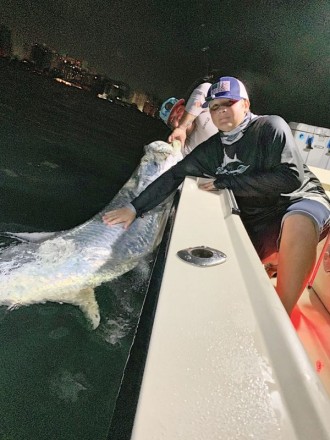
[171,140,182,153]
[145,140,177,156]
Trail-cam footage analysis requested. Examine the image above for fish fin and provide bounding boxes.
[70,288,100,330]
[2,231,57,243]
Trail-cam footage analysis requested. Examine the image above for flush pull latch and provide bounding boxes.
[177,246,227,267]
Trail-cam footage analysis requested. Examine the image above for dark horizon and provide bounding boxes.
[1,0,329,127]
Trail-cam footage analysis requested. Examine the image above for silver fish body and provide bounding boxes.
[0,140,183,328]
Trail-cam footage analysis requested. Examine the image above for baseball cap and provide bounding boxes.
[202,76,249,108]
[159,97,185,125]
[159,97,179,123]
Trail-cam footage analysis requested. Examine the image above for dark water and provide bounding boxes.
[0,64,169,440]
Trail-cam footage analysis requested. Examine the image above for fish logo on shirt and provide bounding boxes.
[216,152,250,176]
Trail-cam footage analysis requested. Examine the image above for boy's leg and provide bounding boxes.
[276,214,318,315]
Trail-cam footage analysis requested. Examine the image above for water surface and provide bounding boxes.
[0,63,169,440]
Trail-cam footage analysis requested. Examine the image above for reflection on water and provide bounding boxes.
[50,370,89,403]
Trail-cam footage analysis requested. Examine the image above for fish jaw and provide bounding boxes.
[171,140,182,155]
[144,140,183,162]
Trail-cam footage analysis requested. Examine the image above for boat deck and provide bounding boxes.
[298,165,330,395]
[295,287,330,395]
[269,278,330,396]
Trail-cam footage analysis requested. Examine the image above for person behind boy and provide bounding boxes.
[168,81,218,155]
[160,80,218,156]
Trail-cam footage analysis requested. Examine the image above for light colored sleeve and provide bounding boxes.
[185,82,211,117]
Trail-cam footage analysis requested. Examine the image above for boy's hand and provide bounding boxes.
[102,207,136,229]
[199,180,217,191]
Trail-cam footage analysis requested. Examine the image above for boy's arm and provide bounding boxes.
[103,142,216,227]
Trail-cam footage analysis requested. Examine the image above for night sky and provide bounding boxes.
[2,0,329,126]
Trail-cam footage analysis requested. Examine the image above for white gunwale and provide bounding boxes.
[131,176,330,440]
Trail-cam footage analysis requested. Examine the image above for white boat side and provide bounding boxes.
[131,176,330,440]
[309,165,330,191]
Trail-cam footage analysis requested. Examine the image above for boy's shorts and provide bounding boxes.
[248,199,330,261]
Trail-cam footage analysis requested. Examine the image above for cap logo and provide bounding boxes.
[212,80,231,95]
[219,80,231,92]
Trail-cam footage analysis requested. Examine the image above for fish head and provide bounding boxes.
[142,140,183,178]
[131,140,183,193]
[144,139,181,156]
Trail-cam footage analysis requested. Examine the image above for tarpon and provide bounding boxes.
[0,140,183,329]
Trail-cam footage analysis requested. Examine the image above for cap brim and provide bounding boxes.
[202,95,245,108]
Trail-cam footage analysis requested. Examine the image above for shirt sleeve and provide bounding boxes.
[185,82,211,117]
[131,138,218,217]
[214,116,304,197]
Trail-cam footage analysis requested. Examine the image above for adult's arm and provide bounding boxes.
[168,83,211,145]
[168,111,196,145]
